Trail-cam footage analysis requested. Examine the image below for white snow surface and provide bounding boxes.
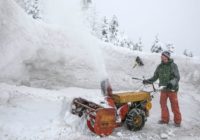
[0,0,200,140]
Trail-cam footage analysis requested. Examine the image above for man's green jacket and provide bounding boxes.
[148,59,180,92]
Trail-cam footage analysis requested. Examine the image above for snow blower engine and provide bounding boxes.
[71,80,153,136]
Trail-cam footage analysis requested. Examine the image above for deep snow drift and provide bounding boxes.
[1,0,200,91]
[0,0,200,140]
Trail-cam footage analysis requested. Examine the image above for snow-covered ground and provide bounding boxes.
[0,82,200,140]
[0,0,200,140]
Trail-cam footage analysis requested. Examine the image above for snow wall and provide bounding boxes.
[0,0,200,91]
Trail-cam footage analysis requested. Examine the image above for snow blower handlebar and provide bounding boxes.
[132,77,156,92]
[132,77,144,81]
[132,77,175,92]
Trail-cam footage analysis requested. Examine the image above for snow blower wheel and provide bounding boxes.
[126,108,146,131]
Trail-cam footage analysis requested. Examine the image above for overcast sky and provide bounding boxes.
[95,0,200,56]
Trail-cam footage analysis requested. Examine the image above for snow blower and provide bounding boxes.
[71,79,155,136]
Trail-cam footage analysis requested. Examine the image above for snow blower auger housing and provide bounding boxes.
[71,91,152,136]
[71,97,116,136]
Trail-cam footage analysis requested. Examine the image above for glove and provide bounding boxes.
[143,80,150,85]
[166,83,173,89]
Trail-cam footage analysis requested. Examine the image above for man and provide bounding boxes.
[143,51,182,127]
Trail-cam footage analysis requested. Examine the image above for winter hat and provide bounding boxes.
[162,51,170,59]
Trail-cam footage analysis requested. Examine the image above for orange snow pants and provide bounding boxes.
[160,91,182,124]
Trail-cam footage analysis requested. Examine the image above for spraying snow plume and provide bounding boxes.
[0,0,108,89]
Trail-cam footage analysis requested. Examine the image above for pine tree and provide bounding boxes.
[128,40,134,50]
[24,0,41,19]
[133,38,143,51]
[118,32,128,47]
[82,0,92,10]
[101,17,109,42]
[183,49,193,57]
[85,12,137,51]
[109,15,119,45]
[151,36,163,53]
[166,43,175,53]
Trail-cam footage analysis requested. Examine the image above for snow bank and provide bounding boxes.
[100,46,200,90]
[0,0,200,91]
[0,0,108,89]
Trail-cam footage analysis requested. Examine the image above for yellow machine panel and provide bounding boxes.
[112,91,151,104]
